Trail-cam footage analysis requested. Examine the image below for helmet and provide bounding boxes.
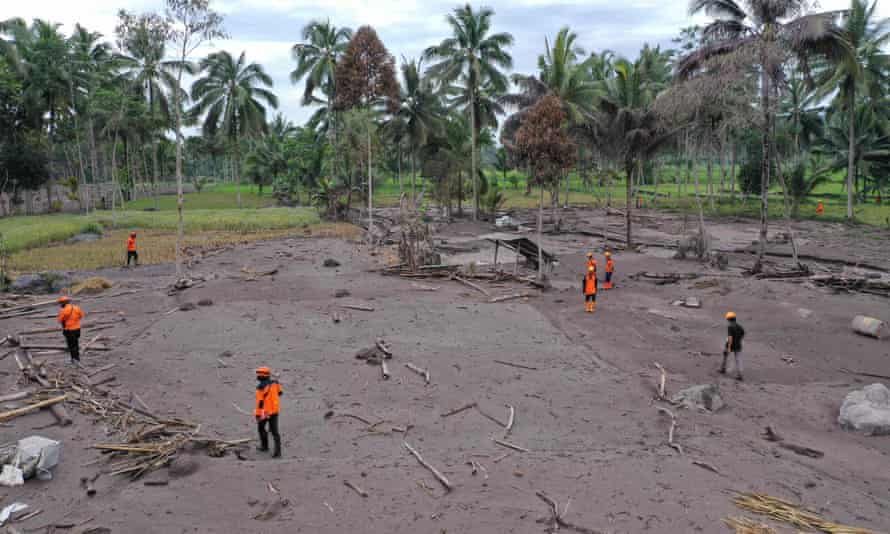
[130,231,137,237]
[725,312,736,320]
[255,367,271,378]
[605,251,612,258]
[586,252,593,258]
[57,296,71,304]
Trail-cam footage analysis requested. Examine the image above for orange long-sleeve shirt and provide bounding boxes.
[58,304,85,331]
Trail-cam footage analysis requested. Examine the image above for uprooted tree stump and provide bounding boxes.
[398,192,441,272]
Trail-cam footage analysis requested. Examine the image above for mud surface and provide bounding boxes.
[2,208,889,533]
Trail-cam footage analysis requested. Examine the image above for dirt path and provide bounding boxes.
[1,212,889,533]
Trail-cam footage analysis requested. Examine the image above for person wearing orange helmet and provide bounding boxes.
[582,264,598,313]
[720,312,745,381]
[57,296,85,364]
[254,367,283,458]
[603,251,615,290]
[816,200,825,216]
[126,231,138,267]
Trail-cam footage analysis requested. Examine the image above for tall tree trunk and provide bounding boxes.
[706,152,715,212]
[457,170,463,216]
[397,141,402,195]
[111,132,119,228]
[846,87,855,220]
[150,84,160,210]
[730,142,737,204]
[470,82,478,221]
[174,58,186,279]
[236,136,243,209]
[754,63,771,274]
[537,183,544,282]
[367,121,373,235]
[88,118,99,213]
[625,161,633,248]
[411,149,416,205]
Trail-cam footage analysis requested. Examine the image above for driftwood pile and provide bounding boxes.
[756,269,890,298]
[4,347,248,481]
[380,265,545,297]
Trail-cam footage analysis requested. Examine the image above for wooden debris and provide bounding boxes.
[85,364,116,378]
[0,390,33,403]
[692,460,721,475]
[722,516,778,534]
[452,275,491,297]
[441,402,477,418]
[492,437,529,453]
[15,349,72,426]
[761,426,824,459]
[375,338,393,357]
[410,282,440,292]
[341,304,375,312]
[80,473,100,496]
[656,407,682,454]
[404,363,430,384]
[344,480,369,498]
[475,405,507,427]
[489,293,531,303]
[403,442,452,492]
[0,394,68,422]
[493,359,538,371]
[331,412,375,426]
[240,266,280,281]
[504,405,515,434]
[380,359,390,380]
[535,491,605,534]
[839,367,890,381]
[732,492,878,534]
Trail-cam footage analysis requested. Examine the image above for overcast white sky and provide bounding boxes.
[2,0,886,125]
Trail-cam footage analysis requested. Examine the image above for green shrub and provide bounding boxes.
[80,222,104,235]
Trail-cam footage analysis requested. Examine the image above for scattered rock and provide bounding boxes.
[334,289,351,298]
[671,384,725,412]
[683,297,701,308]
[67,233,101,243]
[10,272,72,295]
[218,350,233,359]
[838,383,890,436]
[323,258,341,268]
[797,308,813,319]
[178,302,198,312]
[168,457,200,478]
[197,299,214,307]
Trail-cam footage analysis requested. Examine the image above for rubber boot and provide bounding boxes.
[272,439,281,458]
[591,301,596,313]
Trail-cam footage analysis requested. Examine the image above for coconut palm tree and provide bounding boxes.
[386,58,445,203]
[680,0,848,272]
[816,0,890,218]
[291,20,352,148]
[191,50,278,208]
[115,14,176,208]
[424,3,513,220]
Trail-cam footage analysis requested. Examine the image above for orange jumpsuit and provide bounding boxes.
[126,236,138,266]
[604,258,615,289]
[816,202,824,215]
[583,272,598,313]
[255,378,283,456]
[58,303,85,362]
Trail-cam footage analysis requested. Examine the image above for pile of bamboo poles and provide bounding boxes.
[732,493,879,534]
[722,516,778,534]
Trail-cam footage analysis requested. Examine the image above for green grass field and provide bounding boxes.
[125,184,277,210]
[0,207,319,254]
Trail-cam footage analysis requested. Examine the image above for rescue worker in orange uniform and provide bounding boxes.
[255,367,282,458]
[583,264,598,313]
[721,312,745,381]
[586,252,597,274]
[603,251,615,290]
[126,232,138,267]
[57,296,85,364]
[816,201,824,216]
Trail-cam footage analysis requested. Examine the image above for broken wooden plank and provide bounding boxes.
[343,480,368,498]
[451,275,491,297]
[0,394,68,422]
[505,405,515,434]
[403,442,452,492]
[492,437,529,453]
[493,359,538,371]
[404,363,430,384]
[341,304,375,312]
[489,293,531,303]
[440,402,477,418]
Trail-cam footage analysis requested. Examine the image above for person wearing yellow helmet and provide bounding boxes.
[582,264,598,313]
[254,366,283,458]
[721,312,745,381]
[586,251,597,274]
[603,251,615,290]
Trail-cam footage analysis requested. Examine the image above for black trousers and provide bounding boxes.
[127,251,138,266]
[585,294,597,302]
[64,329,81,361]
[257,414,280,450]
[605,272,613,283]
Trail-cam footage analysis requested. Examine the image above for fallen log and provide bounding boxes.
[344,480,369,498]
[20,344,110,352]
[341,304,375,312]
[452,275,490,297]
[0,394,68,422]
[0,390,33,403]
[489,293,531,303]
[404,363,430,384]
[492,437,529,453]
[403,442,452,492]
[441,402,477,418]
[504,405,515,434]
[15,349,72,426]
[493,359,538,371]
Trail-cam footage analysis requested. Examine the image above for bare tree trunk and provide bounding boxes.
[625,161,633,248]
[367,121,373,235]
[174,57,186,279]
[537,184,544,282]
[470,84,478,221]
[236,136,243,209]
[730,142,737,204]
[846,87,855,220]
[397,141,402,195]
[411,150,416,205]
[706,152,715,212]
[754,64,771,274]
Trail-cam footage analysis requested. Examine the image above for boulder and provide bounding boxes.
[197,299,214,307]
[323,258,341,268]
[334,289,350,298]
[10,272,72,294]
[671,384,724,412]
[178,302,198,312]
[838,383,890,436]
